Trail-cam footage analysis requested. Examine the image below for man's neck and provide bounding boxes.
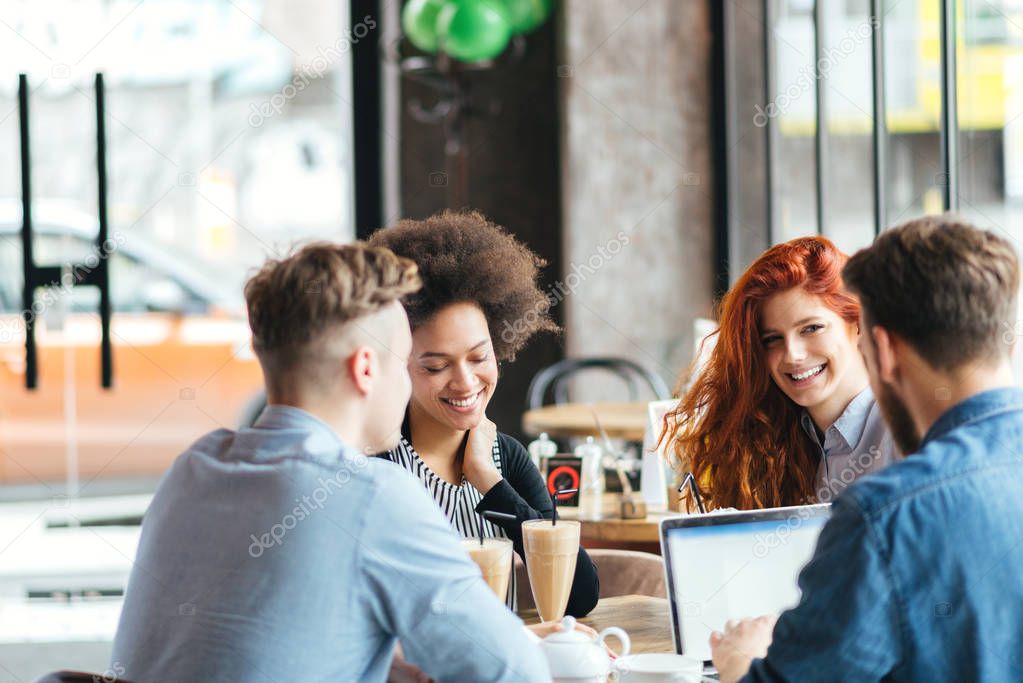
[906,358,1016,439]
[267,392,367,452]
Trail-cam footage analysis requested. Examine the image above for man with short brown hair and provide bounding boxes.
[112,242,552,682]
[711,215,1023,682]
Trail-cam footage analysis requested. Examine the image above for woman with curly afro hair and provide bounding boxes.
[368,210,599,618]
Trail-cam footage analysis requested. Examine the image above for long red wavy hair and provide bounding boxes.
[662,237,860,510]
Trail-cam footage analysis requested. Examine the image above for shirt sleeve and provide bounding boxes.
[361,465,551,683]
[476,434,600,617]
[742,495,901,682]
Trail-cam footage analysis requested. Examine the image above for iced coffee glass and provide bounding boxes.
[461,537,514,601]
[522,519,580,622]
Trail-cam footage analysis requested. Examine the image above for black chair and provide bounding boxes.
[525,357,671,410]
[33,672,135,683]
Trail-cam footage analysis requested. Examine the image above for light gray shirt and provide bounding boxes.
[800,387,901,502]
[111,405,549,683]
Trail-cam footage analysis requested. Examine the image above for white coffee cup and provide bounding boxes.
[612,653,703,683]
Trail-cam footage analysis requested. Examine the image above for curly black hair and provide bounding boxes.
[367,210,558,361]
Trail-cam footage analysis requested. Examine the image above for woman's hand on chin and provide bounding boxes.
[462,416,502,493]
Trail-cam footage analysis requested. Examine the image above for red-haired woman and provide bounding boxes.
[663,236,900,510]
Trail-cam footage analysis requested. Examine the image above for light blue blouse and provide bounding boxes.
[800,387,901,502]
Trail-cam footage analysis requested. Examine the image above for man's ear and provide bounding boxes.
[347,346,374,396]
[872,325,899,385]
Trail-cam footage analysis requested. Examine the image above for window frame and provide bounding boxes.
[716,0,962,284]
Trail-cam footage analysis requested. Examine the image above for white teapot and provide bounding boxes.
[538,616,631,683]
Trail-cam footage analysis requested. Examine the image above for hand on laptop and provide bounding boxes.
[709,615,777,683]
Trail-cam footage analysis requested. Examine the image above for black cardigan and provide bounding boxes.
[380,431,600,618]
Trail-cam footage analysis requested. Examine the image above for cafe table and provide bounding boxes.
[522,401,649,442]
[518,594,674,654]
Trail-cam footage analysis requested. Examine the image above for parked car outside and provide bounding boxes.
[0,200,264,485]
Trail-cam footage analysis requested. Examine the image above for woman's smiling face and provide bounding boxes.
[408,302,499,433]
[759,286,864,423]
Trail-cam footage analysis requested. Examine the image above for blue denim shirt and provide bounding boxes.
[111,405,550,682]
[745,387,1023,682]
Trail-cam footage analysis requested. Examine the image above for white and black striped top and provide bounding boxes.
[388,435,518,610]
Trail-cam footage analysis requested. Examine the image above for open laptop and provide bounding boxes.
[659,504,831,665]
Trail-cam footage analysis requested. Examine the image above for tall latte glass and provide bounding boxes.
[461,537,514,600]
[522,519,580,622]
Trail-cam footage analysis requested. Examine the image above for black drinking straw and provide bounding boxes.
[477,510,517,545]
[551,487,578,526]
[678,472,706,514]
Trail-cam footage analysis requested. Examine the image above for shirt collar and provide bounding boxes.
[921,386,1023,446]
[830,387,875,449]
[252,404,346,455]
[801,386,875,451]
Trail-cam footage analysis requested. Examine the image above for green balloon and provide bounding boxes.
[402,0,447,53]
[501,0,551,34]
[437,0,512,63]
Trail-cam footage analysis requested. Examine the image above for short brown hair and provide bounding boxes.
[366,210,558,361]
[843,214,1019,370]
[245,242,420,384]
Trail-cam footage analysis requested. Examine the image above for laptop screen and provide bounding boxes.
[661,505,830,661]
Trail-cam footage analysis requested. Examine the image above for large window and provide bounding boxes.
[724,0,1023,266]
[0,1,358,677]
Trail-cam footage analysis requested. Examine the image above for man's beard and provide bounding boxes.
[877,381,921,454]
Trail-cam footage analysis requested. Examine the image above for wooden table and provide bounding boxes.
[518,594,675,654]
[522,401,649,442]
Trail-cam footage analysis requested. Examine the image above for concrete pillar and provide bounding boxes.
[559,0,715,395]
